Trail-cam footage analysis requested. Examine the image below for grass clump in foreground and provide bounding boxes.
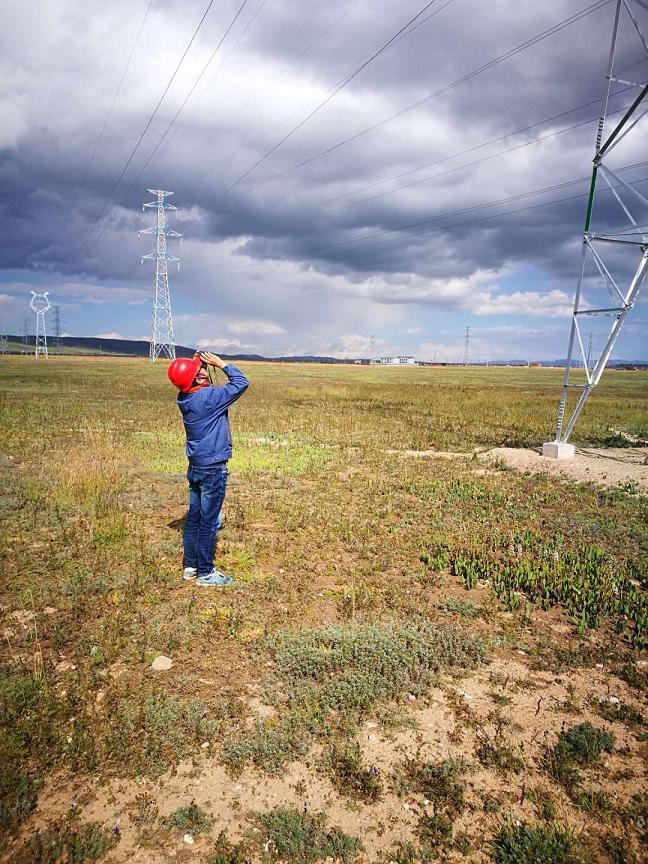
[546,722,614,799]
[259,808,362,862]
[107,693,220,776]
[222,619,486,773]
[491,821,586,864]
[21,820,118,864]
[443,533,647,648]
[164,802,212,836]
[322,739,382,802]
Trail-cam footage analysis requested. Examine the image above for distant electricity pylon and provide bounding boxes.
[463,327,470,366]
[547,0,648,457]
[21,317,30,354]
[53,304,62,352]
[0,331,8,354]
[140,189,181,362]
[29,292,50,358]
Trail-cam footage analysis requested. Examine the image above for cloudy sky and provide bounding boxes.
[1,0,647,360]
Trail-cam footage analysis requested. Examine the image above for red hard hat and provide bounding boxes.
[168,357,202,392]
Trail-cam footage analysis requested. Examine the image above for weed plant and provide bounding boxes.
[224,620,486,772]
[164,802,212,835]
[546,722,614,797]
[490,821,586,864]
[21,820,117,864]
[322,739,382,802]
[258,807,362,862]
[436,531,647,647]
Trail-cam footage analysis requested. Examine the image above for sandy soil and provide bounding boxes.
[483,446,648,491]
[6,652,646,864]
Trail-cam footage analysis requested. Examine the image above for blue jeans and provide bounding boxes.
[183,463,228,576]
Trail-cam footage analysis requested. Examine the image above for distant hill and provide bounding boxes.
[4,336,646,367]
[3,335,346,363]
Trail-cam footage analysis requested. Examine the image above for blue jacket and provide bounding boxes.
[177,364,249,466]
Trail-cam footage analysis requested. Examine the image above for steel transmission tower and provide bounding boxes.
[21,318,30,354]
[0,331,8,354]
[53,304,62,352]
[545,0,648,458]
[140,189,181,362]
[463,327,470,366]
[30,292,50,358]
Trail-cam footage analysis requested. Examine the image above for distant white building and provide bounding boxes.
[379,356,417,365]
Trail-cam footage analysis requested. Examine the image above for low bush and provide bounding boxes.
[164,802,212,835]
[490,821,586,864]
[259,808,362,862]
[224,619,486,772]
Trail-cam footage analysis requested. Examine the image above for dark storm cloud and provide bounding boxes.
[1,0,646,357]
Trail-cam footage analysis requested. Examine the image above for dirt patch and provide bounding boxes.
[483,446,648,490]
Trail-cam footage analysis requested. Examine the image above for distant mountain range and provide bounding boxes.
[4,335,647,368]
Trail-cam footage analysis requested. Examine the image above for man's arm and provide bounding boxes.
[198,351,249,410]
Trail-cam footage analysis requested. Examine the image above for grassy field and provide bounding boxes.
[0,356,646,863]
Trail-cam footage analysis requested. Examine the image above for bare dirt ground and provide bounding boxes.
[483,447,648,491]
[13,653,646,864]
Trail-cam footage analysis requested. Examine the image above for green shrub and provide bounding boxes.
[225,620,486,773]
[448,534,646,647]
[164,802,212,835]
[323,739,382,802]
[490,822,585,864]
[207,830,250,863]
[418,813,453,850]
[25,820,117,863]
[106,693,218,775]
[475,729,524,775]
[259,808,362,862]
[547,722,614,796]
[553,722,614,765]
[437,598,483,618]
[399,757,468,815]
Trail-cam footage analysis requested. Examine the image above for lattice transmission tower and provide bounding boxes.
[140,189,181,362]
[463,327,470,366]
[545,0,648,458]
[30,292,50,358]
[21,317,30,354]
[53,304,62,352]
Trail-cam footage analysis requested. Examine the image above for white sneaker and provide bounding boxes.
[183,567,197,581]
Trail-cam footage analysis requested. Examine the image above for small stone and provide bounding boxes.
[423,798,430,806]
[517,649,526,655]
[407,693,416,702]
[55,661,73,674]
[151,655,173,671]
[183,833,194,845]
[201,741,210,749]
[595,663,604,669]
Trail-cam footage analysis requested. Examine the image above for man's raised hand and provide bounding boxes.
[198,351,227,370]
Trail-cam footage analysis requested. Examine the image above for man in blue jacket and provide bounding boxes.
[168,351,249,586]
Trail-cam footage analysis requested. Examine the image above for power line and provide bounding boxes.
[202,162,648,280]
[212,0,454,203]
[328,96,638,213]
[316,84,638,210]
[80,0,219,255]
[252,0,614,191]
[146,0,269,176]
[316,159,648,258]
[71,0,154,212]
[192,0,452,190]
[117,0,252,209]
